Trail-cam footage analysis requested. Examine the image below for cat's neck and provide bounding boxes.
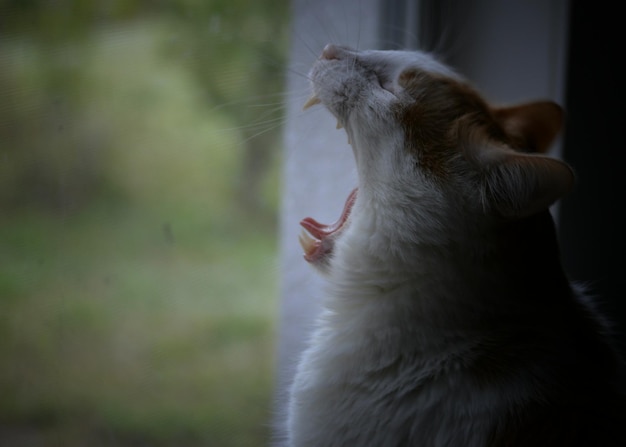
[327,209,573,331]
[339,204,565,274]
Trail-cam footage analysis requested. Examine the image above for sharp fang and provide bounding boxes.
[302,95,321,111]
[336,120,343,129]
[298,230,317,253]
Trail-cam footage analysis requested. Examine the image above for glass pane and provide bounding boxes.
[0,1,288,446]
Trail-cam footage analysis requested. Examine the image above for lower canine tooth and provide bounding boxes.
[298,230,316,252]
[302,95,321,111]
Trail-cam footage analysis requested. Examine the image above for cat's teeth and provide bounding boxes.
[302,94,321,110]
[298,230,317,253]
[336,120,343,129]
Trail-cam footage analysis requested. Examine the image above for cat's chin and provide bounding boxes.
[298,188,357,265]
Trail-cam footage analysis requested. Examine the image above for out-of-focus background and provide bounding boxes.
[0,1,288,446]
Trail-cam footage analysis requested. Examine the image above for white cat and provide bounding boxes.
[286,45,625,446]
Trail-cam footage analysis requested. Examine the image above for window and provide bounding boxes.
[277,0,586,422]
[0,1,287,445]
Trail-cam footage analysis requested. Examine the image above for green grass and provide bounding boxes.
[0,202,279,446]
[0,20,281,447]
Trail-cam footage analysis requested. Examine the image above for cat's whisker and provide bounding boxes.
[293,29,324,61]
[212,114,286,133]
[209,91,291,113]
[238,118,290,146]
[286,66,313,82]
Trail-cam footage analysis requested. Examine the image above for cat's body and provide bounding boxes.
[286,45,624,446]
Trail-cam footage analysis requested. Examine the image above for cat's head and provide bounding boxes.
[299,44,573,268]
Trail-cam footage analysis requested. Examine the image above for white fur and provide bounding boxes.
[285,46,622,447]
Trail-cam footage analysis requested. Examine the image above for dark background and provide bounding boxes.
[560,2,626,357]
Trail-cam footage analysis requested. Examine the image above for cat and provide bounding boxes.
[286,44,625,447]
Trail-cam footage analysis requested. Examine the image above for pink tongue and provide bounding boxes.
[300,188,358,239]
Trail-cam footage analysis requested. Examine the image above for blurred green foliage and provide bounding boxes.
[0,0,288,445]
[0,0,288,215]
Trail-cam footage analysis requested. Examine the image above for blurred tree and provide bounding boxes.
[0,0,289,217]
[0,0,144,210]
[163,0,289,222]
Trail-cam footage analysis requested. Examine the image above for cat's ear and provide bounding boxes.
[479,148,575,219]
[491,101,563,153]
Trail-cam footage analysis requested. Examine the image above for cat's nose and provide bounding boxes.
[321,44,354,60]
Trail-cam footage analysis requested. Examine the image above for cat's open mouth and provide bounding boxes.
[299,188,357,263]
[299,86,357,264]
